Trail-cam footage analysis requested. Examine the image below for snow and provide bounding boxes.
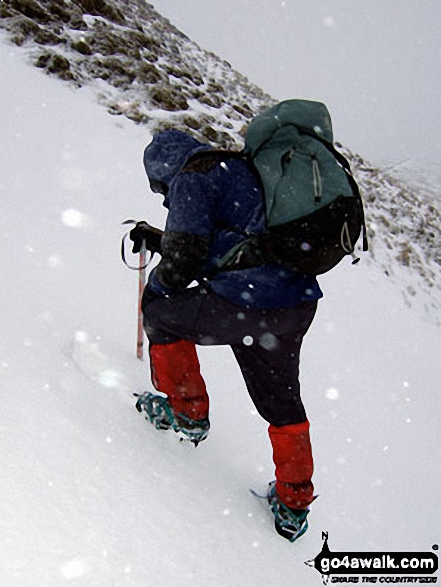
[0,41,440,586]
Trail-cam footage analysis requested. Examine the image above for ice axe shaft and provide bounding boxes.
[137,241,147,360]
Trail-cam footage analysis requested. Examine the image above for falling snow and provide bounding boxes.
[60,559,88,579]
[0,30,439,587]
[61,208,88,228]
[322,16,336,28]
[325,387,340,400]
[258,332,278,351]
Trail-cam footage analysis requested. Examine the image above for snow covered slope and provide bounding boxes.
[1,42,440,586]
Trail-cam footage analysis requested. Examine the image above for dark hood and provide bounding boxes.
[143,130,209,205]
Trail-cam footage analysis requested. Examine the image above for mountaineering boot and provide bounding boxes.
[267,481,310,542]
[135,391,210,446]
[173,410,210,445]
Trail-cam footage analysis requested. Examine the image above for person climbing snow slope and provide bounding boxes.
[130,100,366,542]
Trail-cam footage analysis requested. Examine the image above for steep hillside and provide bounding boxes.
[347,149,441,320]
[0,0,274,147]
[1,0,440,321]
[1,44,439,586]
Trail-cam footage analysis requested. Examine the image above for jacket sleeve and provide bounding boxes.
[147,168,217,295]
[149,231,211,293]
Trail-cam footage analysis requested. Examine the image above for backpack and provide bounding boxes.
[226,99,368,275]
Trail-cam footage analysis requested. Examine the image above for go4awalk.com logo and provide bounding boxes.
[305,533,439,584]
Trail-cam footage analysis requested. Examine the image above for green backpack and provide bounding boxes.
[236,99,368,275]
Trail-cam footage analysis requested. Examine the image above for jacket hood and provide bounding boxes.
[244,99,334,155]
[143,130,209,201]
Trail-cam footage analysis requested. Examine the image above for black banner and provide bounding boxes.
[306,534,438,581]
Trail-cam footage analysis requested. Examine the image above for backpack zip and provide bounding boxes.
[311,154,323,203]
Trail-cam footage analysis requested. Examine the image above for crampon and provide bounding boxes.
[134,391,209,447]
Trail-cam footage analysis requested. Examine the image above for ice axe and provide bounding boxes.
[136,239,147,360]
[121,220,153,361]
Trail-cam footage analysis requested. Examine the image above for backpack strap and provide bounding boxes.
[182,149,246,174]
[178,149,269,274]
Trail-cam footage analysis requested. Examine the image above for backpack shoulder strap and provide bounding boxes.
[182,149,245,174]
[181,149,255,240]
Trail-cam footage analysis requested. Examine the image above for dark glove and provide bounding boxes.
[129,221,163,254]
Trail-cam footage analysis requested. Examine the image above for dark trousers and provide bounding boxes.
[143,285,317,508]
[142,285,317,427]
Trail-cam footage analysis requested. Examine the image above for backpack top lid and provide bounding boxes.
[244,99,333,156]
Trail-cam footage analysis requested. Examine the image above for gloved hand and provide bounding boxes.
[129,221,163,254]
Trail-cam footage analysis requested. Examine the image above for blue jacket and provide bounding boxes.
[143,130,322,308]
